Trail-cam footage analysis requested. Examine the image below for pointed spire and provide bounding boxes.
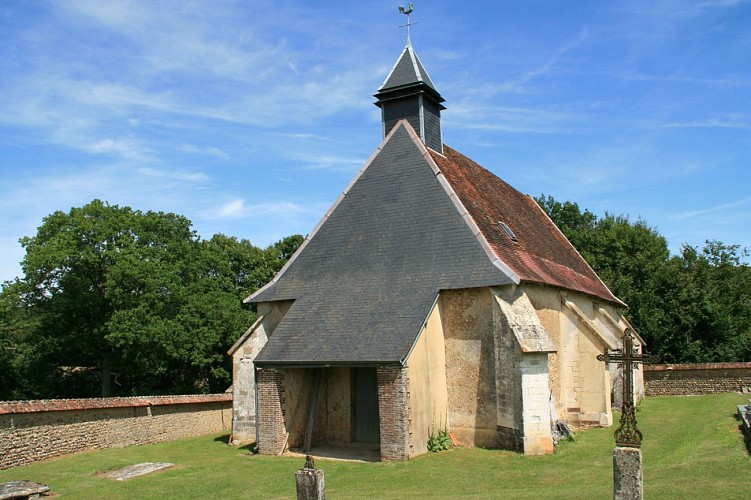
[374,41,445,153]
[378,39,438,94]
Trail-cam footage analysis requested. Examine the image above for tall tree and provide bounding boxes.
[11,200,304,398]
[18,200,198,396]
[535,194,751,363]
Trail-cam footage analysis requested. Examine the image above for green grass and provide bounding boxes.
[1,393,749,498]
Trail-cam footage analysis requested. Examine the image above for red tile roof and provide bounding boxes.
[431,145,624,306]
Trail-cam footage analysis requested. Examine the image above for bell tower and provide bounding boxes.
[374,39,445,153]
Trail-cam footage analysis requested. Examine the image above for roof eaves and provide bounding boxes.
[227,314,265,355]
[527,193,625,307]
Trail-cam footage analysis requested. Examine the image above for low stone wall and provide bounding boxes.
[0,394,232,470]
[644,362,751,396]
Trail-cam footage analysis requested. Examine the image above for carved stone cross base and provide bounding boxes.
[613,447,643,500]
[296,456,325,500]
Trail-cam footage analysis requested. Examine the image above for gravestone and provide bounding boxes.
[295,455,325,500]
[103,462,175,481]
[598,329,659,500]
[0,480,50,500]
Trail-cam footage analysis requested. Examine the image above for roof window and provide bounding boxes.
[498,221,518,243]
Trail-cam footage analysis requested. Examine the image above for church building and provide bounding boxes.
[229,39,642,460]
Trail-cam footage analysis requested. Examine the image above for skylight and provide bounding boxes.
[498,221,518,243]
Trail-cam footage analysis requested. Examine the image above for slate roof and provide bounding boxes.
[247,122,515,366]
[377,41,439,95]
[430,146,623,306]
[246,118,623,365]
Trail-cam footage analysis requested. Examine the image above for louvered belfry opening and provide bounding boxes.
[374,41,445,153]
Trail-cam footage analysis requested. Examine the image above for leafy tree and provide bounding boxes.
[535,195,750,363]
[10,199,304,398]
[0,280,37,399]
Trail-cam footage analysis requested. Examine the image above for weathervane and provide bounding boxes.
[398,3,418,42]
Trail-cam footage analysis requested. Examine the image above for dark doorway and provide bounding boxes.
[353,367,380,443]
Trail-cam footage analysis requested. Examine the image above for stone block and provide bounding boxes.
[613,446,643,500]
[296,467,325,500]
[0,480,49,499]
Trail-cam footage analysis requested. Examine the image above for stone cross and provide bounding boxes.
[597,328,660,447]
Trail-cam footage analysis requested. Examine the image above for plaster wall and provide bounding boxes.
[275,367,353,450]
[405,300,449,457]
[525,288,563,422]
[441,288,497,447]
[524,285,615,427]
[230,300,292,443]
[279,368,313,449]
[491,289,524,451]
[325,368,352,444]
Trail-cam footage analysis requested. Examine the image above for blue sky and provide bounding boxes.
[1,0,750,283]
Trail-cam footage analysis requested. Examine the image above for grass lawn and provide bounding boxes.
[1,393,749,498]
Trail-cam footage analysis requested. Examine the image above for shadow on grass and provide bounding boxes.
[213,434,232,445]
[211,433,257,452]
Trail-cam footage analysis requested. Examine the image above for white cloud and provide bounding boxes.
[446,103,586,134]
[202,199,326,220]
[661,116,749,129]
[135,167,210,183]
[671,196,751,220]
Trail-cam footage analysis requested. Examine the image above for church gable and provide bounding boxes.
[250,121,514,365]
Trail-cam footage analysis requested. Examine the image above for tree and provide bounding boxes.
[535,194,751,363]
[11,199,304,398]
[0,279,37,400]
[17,200,198,396]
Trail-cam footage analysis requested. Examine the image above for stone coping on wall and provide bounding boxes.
[0,393,232,415]
[644,362,751,372]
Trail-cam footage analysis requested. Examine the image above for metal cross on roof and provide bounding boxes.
[398,3,418,42]
[597,328,660,448]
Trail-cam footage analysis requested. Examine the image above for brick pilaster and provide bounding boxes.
[377,366,410,460]
[257,368,286,455]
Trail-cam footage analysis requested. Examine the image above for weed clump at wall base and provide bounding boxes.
[427,429,453,452]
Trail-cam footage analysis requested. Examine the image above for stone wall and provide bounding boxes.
[0,394,232,470]
[644,363,751,396]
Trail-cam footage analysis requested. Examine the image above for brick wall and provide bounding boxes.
[377,366,410,461]
[644,362,751,396]
[256,368,286,455]
[0,394,232,470]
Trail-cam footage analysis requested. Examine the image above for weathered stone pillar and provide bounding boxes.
[295,456,325,500]
[377,366,410,460]
[232,357,256,443]
[257,368,286,455]
[613,447,643,500]
[520,353,555,455]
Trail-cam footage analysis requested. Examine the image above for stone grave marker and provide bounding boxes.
[295,455,325,500]
[103,462,175,481]
[598,328,660,500]
[0,480,50,500]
